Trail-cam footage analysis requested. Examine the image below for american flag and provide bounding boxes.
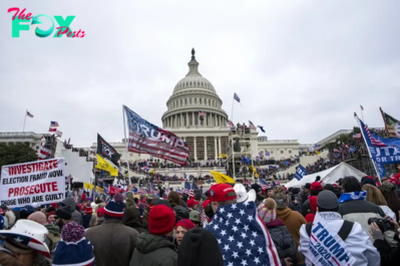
[361,121,387,147]
[50,121,59,127]
[26,111,34,118]
[360,104,364,111]
[183,181,195,198]
[352,133,361,139]
[138,188,148,195]
[233,93,241,103]
[55,130,63,138]
[243,178,252,187]
[259,178,271,190]
[227,120,235,128]
[257,125,265,133]
[333,148,341,153]
[205,202,281,266]
[198,110,206,117]
[49,127,57,132]
[124,105,190,165]
[38,146,51,160]
[248,121,257,131]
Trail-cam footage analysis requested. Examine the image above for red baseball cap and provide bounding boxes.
[311,182,323,191]
[208,184,236,202]
[187,199,200,208]
[202,200,211,209]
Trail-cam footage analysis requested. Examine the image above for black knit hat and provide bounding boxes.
[55,207,72,220]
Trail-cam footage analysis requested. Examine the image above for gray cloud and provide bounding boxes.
[0,0,399,147]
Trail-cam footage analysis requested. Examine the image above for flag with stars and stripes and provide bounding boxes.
[183,181,195,198]
[258,178,271,190]
[205,201,281,266]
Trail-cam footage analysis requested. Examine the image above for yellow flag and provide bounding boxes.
[315,151,320,155]
[95,187,103,193]
[96,154,119,176]
[210,171,236,184]
[84,182,94,190]
[219,153,227,158]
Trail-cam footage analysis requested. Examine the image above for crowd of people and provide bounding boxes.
[1,164,400,265]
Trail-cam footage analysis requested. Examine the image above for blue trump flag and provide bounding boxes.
[294,164,308,181]
[205,202,281,266]
[358,117,400,164]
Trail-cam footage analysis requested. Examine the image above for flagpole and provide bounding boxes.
[379,107,389,137]
[23,110,27,132]
[354,113,381,181]
[231,136,236,180]
[122,105,131,185]
[360,105,365,124]
[231,97,235,124]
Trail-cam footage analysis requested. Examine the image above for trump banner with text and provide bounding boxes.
[124,105,190,165]
[0,158,66,208]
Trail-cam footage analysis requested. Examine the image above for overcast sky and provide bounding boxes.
[1,0,399,147]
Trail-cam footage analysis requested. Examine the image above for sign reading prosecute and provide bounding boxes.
[0,158,66,207]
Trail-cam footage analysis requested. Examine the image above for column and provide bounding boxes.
[186,112,189,127]
[204,137,207,160]
[214,136,217,159]
[180,114,184,127]
[194,137,197,160]
[218,136,222,155]
[192,112,195,126]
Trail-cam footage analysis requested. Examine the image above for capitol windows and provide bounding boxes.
[289,150,292,154]
[180,99,183,106]
[185,99,187,105]
[194,98,197,104]
[280,150,284,154]
[189,98,192,104]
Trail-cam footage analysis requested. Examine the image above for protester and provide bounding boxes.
[175,219,195,249]
[381,181,400,221]
[187,199,199,210]
[177,227,223,266]
[251,183,264,204]
[27,212,60,257]
[304,196,317,223]
[369,214,400,265]
[299,190,380,266]
[142,196,155,229]
[173,206,190,223]
[82,206,93,229]
[47,211,56,225]
[59,197,82,225]
[86,193,139,266]
[130,204,178,266]
[258,198,297,266]
[301,181,323,217]
[275,193,307,265]
[188,210,202,227]
[122,202,147,233]
[55,206,72,231]
[89,202,106,227]
[0,219,51,266]
[300,183,311,203]
[52,222,95,266]
[20,205,36,219]
[338,176,385,240]
[362,183,396,220]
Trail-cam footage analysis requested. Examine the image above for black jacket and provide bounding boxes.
[122,206,147,234]
[373,235,400,266]
[130,232,177,266]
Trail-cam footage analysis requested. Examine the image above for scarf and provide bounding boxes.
[338,190,367,204]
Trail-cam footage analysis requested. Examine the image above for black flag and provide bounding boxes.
[97,134,121,166]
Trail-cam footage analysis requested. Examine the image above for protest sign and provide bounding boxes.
[0,158,66,208]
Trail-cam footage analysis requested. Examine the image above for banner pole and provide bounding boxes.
[23,110,27,132]
[231,97,234,124]
[122,105,131,185]
[354,113,381,181]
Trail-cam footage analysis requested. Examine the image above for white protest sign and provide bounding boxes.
[307,212,356,266]
[0,158,66,208]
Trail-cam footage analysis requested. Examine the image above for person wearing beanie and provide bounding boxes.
[86,193,139,266]
[304,196,317,223]
[52,222,94,266]
[299,190,380,266]
[55,206,72,231]
[257,198,297,266]
[361,176,377,187]
[59,197,82,225]
[130,205,178,266]
[48,211,56,224]
[175,219,195,249]
[82,206,93,229]
[274,193,307,265]
[177,227,223,266]
[301,181,324,217]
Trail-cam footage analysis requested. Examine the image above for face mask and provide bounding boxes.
[205,204,214,219]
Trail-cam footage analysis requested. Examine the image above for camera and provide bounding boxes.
[368,217,394,232]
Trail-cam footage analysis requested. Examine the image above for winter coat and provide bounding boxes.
[61,197,82,225]
[339,199,385,241]
[173,206,189,222]
[86,219,139,266]
[82,214,92,229]
[373,235,400,266]
[276,207,307,265]
[301,199,311,217]
[122,206,147,234]
[44,223,60,256]
[130,232,178,266]
[266,219,297,266]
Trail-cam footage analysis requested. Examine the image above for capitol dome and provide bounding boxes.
[162,49,228,129]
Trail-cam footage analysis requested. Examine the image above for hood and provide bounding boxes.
[173,206,189,222]
[5,210,16,228]
[135,232,174,254]
[276,207,292,220]
[265,218,284,227]
[122,206,143,229]
[44,223,60,235]
[62,197,76,213]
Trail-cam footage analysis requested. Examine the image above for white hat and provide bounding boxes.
[0,219,50,259]
[234,183,256,203]
[90,202,96,208]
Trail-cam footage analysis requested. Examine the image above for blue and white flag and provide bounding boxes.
[205,202,281,266]
[358,117,400,164]
[294,164,308,181]
[233,93,241,103]
[376,162,386,178]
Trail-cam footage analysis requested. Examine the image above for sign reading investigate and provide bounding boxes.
[0,158,66,207]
